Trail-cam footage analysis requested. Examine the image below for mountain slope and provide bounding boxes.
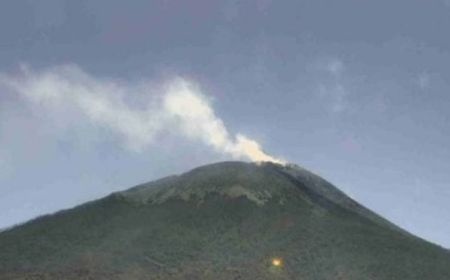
[0,161,449,279]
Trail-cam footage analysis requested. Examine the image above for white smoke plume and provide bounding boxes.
[0,64,284,164]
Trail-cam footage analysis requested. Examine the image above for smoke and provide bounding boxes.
[0,64,284,164]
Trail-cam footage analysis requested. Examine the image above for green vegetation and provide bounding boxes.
[1,161,449,279]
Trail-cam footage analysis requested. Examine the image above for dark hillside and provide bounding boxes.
[1,162,449,279]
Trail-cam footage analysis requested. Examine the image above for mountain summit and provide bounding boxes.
[1,161,449,279]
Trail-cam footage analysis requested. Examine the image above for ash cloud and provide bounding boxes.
[0,64,284,164]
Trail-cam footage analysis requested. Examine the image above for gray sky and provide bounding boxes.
[1,0,450,248]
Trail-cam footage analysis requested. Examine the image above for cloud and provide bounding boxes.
[326,59,345,77]
[417,72,430,90]
[0,64,284,164]
[316,58,350,113]
[318,83,349,113]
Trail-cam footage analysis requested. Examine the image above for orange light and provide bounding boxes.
[272,258,282,267]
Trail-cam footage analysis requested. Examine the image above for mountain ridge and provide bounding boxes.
[1,161,449,279]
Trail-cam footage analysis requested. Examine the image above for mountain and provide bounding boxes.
[1,161,449,279]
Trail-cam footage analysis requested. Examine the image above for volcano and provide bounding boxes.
[1,161,449,279]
